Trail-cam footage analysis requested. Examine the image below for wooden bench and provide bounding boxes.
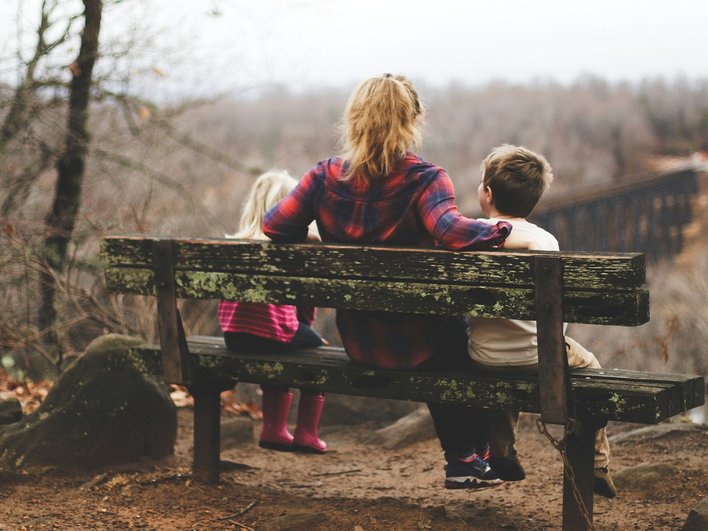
[101,236,705,531]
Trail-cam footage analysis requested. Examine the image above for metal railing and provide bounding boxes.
[529,168,700,261]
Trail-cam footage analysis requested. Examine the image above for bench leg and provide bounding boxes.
[562,419,596,531]
[190,381,231,483]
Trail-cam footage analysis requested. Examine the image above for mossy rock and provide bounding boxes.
[613,462,677,489]
[0,334,176,472]
[0,398,22,425]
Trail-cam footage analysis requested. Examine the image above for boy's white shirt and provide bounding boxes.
[467,217,567,367]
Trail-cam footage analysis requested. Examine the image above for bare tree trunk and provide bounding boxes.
[38,0,102,356]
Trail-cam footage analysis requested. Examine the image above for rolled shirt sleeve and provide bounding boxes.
[417,170,511,250]
[263,165,320,242]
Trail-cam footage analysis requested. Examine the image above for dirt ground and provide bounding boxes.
[0,408,706,531]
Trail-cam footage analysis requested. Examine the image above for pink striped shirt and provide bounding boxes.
[218,301,316,343]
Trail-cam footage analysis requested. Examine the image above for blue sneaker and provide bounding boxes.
[444,453,503,489]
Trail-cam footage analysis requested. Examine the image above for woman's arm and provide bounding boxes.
[417,170,512,250]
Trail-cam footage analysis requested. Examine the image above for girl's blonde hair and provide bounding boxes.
[340,74,424,181]
[227,170,298,240]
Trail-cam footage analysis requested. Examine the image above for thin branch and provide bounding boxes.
[216,501,258,521]
[91,147,223,228]
[0,0,77,153]
[156,117,261,176]
[92,87,260,175]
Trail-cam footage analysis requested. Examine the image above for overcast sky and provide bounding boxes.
[3,0,707,96]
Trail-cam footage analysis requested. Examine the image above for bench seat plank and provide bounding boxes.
[105,268,649,326]
[133,339,704,424]
[572,368,705,414]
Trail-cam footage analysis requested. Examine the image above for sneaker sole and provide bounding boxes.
[444,477,503,490]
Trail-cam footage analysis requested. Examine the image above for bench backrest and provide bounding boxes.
[103,235,649,424]
[102,236,649,326]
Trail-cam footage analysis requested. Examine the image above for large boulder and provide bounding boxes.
[318,394,419,426]
[220,416,255,449]
[0,398,22,425]
[683,497,708,531]
[370,406,436,449]
[0,334,176,472]
[609,422,707,444]
[613,462,677,490]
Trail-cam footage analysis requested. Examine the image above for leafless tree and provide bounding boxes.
[38,0,102,356]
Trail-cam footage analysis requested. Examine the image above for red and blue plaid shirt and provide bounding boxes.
[264,152,511,369]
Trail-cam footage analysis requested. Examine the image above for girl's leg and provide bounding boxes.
[293,390,327,454]
[223,328,325,452]
[224,333,294,450]
[224,332,291,353]
[258,385,294,451]
[289,322,324,349]
[224,324,322,354]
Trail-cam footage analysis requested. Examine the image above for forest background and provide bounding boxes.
[0,0,706,416]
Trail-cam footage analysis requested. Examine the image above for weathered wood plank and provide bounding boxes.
[185,339,704,416]
[152,240,192,385]
[101,237,647,290]
[104,268,650,326]
[534,254,572,424]
[131,341,704,424]
[572,368,705,413]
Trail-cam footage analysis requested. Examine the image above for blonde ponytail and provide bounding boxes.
[340,74,424,181]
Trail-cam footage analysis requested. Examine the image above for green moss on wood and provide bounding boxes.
[105,267,648,325]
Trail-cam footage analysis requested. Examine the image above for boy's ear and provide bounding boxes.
[484,185,494,206]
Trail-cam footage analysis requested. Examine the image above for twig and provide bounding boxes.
[216,501,257,521]
[311,468,362,477]
[226,520,255,531]
[287,481,323,488]
[80,472,108,490]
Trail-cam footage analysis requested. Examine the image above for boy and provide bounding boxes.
[468,144,616,498]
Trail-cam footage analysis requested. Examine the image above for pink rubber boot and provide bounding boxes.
[293,392,327,454]
[258,389,294,451]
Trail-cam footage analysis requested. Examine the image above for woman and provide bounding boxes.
[264,74,511,489]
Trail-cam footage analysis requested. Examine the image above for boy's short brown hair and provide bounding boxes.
[481,144,554,218]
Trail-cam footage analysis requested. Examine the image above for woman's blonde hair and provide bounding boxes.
[340,74,424,181]
[227,170,298,240]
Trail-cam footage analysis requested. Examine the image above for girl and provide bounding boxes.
[218,170,327,454]
[263,75,512,489]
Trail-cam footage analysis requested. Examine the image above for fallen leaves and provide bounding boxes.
[0,369,51,415]
[169,385,262,419]
[0,370,262,419]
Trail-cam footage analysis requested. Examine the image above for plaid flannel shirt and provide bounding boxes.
[263,153,511,369]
